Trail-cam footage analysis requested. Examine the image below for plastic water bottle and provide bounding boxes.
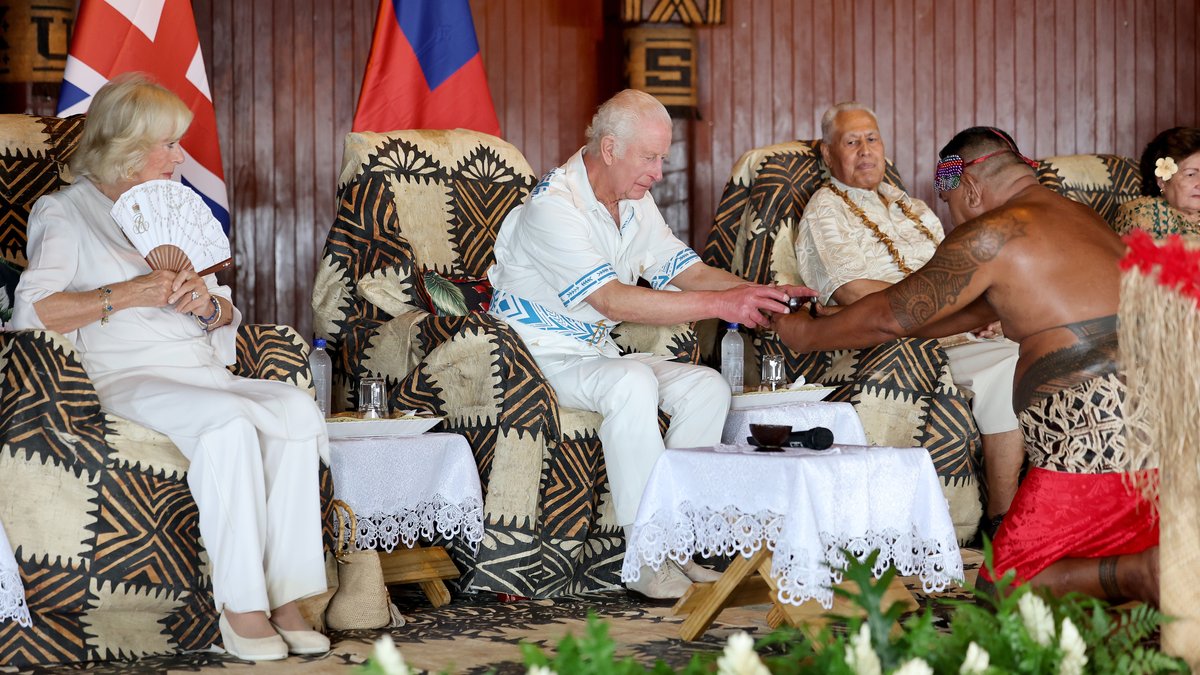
[720,323,744,394]
[309,338,332,418]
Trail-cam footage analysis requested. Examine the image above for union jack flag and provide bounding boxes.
[57,0,229,233]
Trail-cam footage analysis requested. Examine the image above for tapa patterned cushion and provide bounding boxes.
[0,324,335,666]
[1035,154,1142,228]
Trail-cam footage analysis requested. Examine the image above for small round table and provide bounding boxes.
[622,443,962,640]
[328,432,484,606]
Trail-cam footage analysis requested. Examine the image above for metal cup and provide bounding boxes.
[357,377,388,418]
[760,355,786,391]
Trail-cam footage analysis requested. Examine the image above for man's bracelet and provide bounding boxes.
[98,286,113,326]
[195,296,221,329]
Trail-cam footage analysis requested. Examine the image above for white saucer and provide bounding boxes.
[730,386,836,410]
[325,415,443,439]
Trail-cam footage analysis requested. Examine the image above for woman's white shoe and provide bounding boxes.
[270,621,331,655]
[219,613,288,661]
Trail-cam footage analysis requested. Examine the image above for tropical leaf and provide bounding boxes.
[423,270,469,315]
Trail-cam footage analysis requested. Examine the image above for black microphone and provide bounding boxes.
[788,426,834,450]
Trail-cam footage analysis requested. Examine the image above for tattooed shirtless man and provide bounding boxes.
[772,126,1159,605]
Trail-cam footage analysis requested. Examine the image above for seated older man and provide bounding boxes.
[489,90,813,600]
[772,125,1158,605]
[794,102,1024,530]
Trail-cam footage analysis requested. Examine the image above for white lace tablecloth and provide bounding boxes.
[722,400,867,446]
[622,444,963,608]
[329,432,484,553]
[0,519,31,627]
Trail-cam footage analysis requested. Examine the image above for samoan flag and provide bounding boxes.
[352,0,500,135]
[57,0,230,233]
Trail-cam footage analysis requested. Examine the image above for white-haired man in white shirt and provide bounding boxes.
[489,89,814,599]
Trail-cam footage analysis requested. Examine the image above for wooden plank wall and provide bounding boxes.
[470,1,617,178]
[192,0,377,341]
[185,0,1198,335]
[690,0,1200,244]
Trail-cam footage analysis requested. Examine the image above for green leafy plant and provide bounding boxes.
[514,547,1187,674]
[422,270,470,316]
[354,547,1185,674]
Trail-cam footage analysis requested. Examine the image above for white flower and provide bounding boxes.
[1057,617,1088,675]
[845,624,882,675]
[893,658,934,675]
[1156,156,1179,181]
[526,666,558,675]
[370,634,410,675]
[716,631,769,675]
[1018,593,1055,646]
[959,641,990,674]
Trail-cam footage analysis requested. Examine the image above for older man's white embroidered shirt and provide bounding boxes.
[489,148,699,357]
[795,176,945,304]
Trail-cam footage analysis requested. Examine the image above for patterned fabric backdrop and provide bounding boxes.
[620,0,725,24]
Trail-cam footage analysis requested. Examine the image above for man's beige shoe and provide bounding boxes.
[680,559,723,583]
[626,561,693,600]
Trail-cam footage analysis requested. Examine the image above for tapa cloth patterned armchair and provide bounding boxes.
[702,140,984,542]
[1035,153,1142,228]
[0,114,335,667]
[311,129,699,599]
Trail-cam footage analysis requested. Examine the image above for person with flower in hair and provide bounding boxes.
[794,102,1024,535]
[1114,126,1200,238]
[773,126,1160,605]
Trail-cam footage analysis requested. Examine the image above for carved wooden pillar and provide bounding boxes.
[0,0,74,115]
[620,0,724,247]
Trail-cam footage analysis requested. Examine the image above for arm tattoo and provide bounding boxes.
[1014,315,1119,411]
[887,218,1025,331]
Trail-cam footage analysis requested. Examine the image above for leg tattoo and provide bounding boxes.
[1098,556,1123,599]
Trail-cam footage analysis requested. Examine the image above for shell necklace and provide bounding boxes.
[827,182,937,276]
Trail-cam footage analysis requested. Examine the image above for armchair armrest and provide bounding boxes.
[387,314,573,530]
[231,324,314,395]
[611,321,700,364]
[393,312,562,456]
[0,329,110,472]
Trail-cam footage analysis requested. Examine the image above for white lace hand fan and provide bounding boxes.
[111,180,232,276]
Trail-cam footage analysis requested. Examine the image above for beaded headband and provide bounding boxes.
[933,155,966,192]
[934,129,1037,192]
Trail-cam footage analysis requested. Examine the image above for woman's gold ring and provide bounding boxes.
[191,291,200,301]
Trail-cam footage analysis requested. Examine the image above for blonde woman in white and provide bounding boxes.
[12,73,329,661]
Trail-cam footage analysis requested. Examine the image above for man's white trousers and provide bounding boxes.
[543,354,731,525]
[944,337,1021,435]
